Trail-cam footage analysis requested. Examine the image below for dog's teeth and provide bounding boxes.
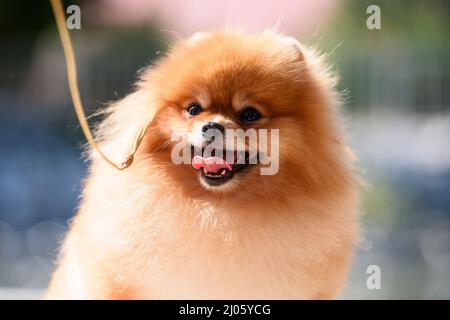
[220,169,227,176]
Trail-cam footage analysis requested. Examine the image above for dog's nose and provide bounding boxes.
[202,122,225,134]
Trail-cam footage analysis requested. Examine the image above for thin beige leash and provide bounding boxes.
[50,0,148,170]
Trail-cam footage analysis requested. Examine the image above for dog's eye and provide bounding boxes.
[187,103,203,116]
[239,107,261,122]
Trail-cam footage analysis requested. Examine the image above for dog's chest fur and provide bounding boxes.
[67,182,356,299]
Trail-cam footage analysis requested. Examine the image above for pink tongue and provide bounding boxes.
[192,156,233,173]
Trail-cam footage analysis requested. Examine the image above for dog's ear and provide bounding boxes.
[91,89,156,168]
[187,31,211,45]
[277,35,305,62]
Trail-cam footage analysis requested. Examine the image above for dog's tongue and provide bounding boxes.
[192,156,233,173]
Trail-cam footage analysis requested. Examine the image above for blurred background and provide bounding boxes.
[0,0,449,299]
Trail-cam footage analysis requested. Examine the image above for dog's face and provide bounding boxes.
[130,30,346,198]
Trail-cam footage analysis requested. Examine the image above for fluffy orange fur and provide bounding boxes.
[45,29,359,299]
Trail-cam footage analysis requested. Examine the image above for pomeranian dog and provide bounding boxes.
[46,29,358,299]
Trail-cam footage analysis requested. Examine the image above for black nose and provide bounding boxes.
[202,122,224,134]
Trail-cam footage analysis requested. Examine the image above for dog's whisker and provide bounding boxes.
[151,140,173,153]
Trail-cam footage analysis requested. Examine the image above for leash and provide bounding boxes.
[50,0,148,170]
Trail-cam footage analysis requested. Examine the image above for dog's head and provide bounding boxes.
[96,30,353,199]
